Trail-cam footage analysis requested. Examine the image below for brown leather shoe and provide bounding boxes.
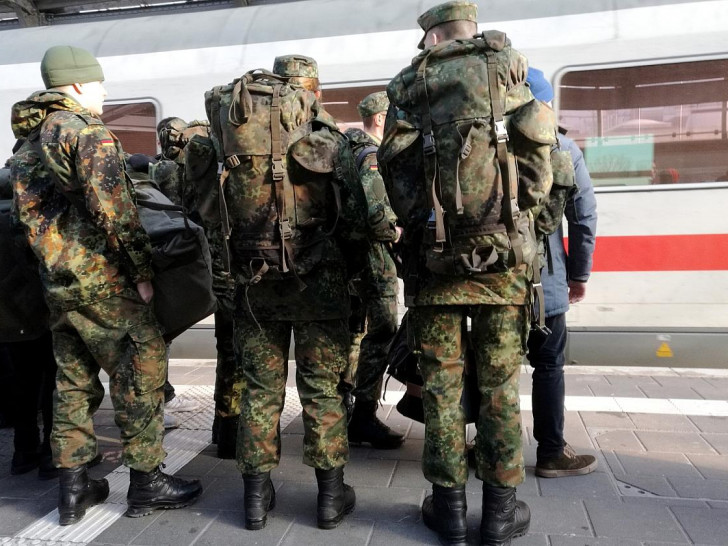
[535,444,597,478]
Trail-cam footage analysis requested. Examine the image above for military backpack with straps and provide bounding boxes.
[203,69,363,282]
[380,31,556,277]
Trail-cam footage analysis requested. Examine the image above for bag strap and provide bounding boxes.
[135,198,191,231]
[355,145,378,171]
[208,87,233,274]
[484,46,523,268]
[415,52,467,250]
[269,83,296,274]
[415,54,448,249]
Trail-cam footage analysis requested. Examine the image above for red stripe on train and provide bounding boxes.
[575,234,728,272]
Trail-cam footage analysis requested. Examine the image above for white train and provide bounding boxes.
[1,0,726,367]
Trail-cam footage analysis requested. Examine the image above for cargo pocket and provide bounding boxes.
[128,322,167,395]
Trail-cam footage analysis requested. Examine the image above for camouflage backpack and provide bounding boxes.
[203,69,364,281]
[379,31,556,279]
[534,142,577,237]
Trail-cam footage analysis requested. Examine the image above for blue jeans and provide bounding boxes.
[527,314,566,462]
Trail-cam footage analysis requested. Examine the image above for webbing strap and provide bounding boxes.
[218,166,232,273]
[229,78,253,126]
[355,145,379,171]
[415,54,447,247]
[269,83,293,273]
[485,49,523,267]
[209,87,223,158]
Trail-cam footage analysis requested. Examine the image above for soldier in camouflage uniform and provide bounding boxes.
[343,92,404,449]
[380,3,556,545]
[9,46,202,526]
[228,54,368,531]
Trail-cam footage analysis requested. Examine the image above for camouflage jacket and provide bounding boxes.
[9,91,152,311]
[381,33,555,307]
[344,127,398,297]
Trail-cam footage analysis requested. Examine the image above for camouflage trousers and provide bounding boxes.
[410,304,527,488]
[213,307,240,418]
[50,290,167,471]
[347,294,398,403]
[234,318,350,474]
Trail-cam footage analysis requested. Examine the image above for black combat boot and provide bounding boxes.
[58,465,110,526]
[480,485,530,546]
[243,472,276,530]
[421,484,468,545]
[347,400,405,449]
[126,465,202,517]
[216,416,239,459]
[315,467,356,529]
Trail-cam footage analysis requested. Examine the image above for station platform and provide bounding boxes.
[1,360,727,546]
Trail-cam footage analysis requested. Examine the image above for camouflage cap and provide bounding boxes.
[40,45,105,89]
[272,54,319,78]
[416,1,478,49]
[357,91,389,119]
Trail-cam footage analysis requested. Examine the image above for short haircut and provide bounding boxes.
[288,77,321,93]
[430,19,477,42]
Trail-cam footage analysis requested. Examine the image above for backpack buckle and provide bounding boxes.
[279,218,292,240]
[423,132,436,155]
[225,155,241,169]
[495,120,508,142]
[272,159,285,181]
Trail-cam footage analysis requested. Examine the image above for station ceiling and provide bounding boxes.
[0,0,302,27]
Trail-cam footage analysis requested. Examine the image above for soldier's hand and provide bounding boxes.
[568,280,587,304]
[137,280,154,304]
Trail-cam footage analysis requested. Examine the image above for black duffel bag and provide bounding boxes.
[133,181,217,341]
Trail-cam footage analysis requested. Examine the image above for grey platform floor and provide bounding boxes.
[2,360,728,546]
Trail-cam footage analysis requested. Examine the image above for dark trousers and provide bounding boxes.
[527,314,566,462]
[163,342,175,403]
[6,332,57,454]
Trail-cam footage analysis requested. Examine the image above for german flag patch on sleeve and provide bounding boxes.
[100,138,114,146]
[369,164,378,170]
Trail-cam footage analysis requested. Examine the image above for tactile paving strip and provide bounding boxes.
[4,385,304,546]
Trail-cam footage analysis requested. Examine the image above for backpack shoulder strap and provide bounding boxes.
[414,53,450,248]
[269,83,295,274]
[483,40,523,268]
[355,145,378,171]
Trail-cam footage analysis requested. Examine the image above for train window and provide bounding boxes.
[100,101,158,156]
[321,85,386,130]
[559,60,728,186]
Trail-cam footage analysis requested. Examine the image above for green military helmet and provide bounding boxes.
[357,91,389,119]
[272,54,319,78]
[40,45,105,89]
[416,0,478,49]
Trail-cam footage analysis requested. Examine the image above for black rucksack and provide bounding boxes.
[132,179,217,341]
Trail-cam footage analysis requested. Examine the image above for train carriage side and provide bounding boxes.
[0,0,726,366]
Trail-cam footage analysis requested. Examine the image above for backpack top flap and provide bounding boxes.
[207,71,316,159]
